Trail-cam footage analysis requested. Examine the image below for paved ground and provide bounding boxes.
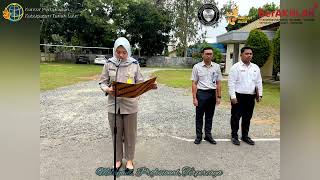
[40,68,280,180]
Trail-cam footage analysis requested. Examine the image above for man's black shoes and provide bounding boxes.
[231,137,240,145]
[195,135,254,145]
[204,136,217,144]
[241,137,255,145]
[194,137,202,144]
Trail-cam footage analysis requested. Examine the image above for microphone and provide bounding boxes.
[115,59,122,86]
[113,58,122,178]
[115,58,122,67]
[114,58,122,110]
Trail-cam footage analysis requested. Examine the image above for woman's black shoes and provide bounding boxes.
[112,161,122,172]
[125,162,134,175]
[125,168,134,175]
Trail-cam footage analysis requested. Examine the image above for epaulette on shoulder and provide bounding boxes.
[105,59,115,65]
[132,60,139,64]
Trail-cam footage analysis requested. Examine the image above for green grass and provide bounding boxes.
[152,70,280,109]
[40,63,103,91]
[146,66,192,69]
[152,69,192,88]
[255,82,280,109]
[221,79,280,109]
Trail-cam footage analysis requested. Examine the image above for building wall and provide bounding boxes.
[40,52,196,68]
[224,43,274,78]
[225,44,234,75]
[40,52,109,63]
[146,56,194,67]
[168,51,177,57]
[260,53,274,78]
[224,43,244,75]
[40,53,56,62]
[238,44,245,62]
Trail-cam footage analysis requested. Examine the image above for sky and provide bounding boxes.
[202,0,280,43]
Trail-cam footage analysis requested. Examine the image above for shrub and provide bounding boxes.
[246,29,272,67]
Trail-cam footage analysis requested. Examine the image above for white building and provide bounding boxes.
[217,15,280,78]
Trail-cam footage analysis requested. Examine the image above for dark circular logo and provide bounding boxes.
[198,4,220,26]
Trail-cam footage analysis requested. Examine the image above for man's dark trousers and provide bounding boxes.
[230,93,255,138]
[196,89,216,139]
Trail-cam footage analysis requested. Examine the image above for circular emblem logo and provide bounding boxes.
[198,4,220,26]
[3,3,24,22]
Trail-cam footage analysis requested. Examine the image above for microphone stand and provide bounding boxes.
[113,59,121,179]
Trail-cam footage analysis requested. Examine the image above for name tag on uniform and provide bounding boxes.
[127,73,133,84]
[127,79,133,84]
[212,71,216,84]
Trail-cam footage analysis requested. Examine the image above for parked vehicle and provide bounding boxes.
[94,55,107,65]
[137,57,147,67]
[219,62,225,70]
[76,55,90,64]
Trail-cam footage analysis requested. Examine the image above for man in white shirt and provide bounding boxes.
[228,46,263,145]
[191,47,222,145]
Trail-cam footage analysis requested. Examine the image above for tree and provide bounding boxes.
[171,0,219,57]
[40,0,175,56]
[189,42,223,63]
[40,0,61,50]
[172,0,200,57]
[41,0,117,50]
[262,2,279,12]
[246,29,271,67]
[61,0,116,48]
[273,29,280,80]
[248,7,259,21]
[249,2,279,22]
[123,1,172,56]
[109,0,134,36]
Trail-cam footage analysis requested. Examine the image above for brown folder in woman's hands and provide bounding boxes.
[112,77,157,98]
